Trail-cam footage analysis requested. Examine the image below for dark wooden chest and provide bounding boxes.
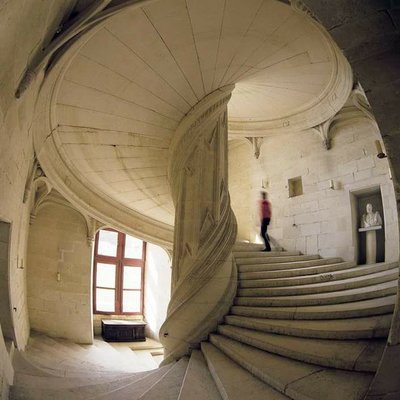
[101,319,146,342]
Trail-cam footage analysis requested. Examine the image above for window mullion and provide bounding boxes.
[116,233,124,314]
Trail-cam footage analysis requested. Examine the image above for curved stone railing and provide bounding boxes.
[160,86,237,363]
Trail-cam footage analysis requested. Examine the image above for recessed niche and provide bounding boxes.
[352,187,385,265]
[288,176,303,198]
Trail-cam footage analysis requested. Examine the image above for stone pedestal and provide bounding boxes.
[358,225,382,264]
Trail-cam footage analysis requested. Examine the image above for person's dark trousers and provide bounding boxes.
[261,217,271,251]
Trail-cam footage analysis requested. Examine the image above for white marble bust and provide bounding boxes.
[361,203,382,228]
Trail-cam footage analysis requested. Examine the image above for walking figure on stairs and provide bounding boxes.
[260,191,271,252]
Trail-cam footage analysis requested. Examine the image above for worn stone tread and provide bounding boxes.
[209,334,373,400]
[201,342,289,400]
[178,350,221,400]
[235,280,398,307]
[239,260,354,279]
[231,295,396,320]
[239,262,397,287]
[239,266,398,291]
[217,324,385,371]
[235,254,320,265]
[238,257,345,273]
[224,314,392,339]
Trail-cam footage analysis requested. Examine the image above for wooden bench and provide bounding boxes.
[101,319,146,342]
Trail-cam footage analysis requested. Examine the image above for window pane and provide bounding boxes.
[123,266,142,289]
[98,230,118,257]
[124,235,143,259]
[96,263,116,288]
[96,288,115,312]
[123,290,141,313]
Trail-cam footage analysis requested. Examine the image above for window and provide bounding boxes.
[288,176,303,198]
[93,229,146,315]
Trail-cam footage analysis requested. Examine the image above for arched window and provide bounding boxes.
[93,229,146,315]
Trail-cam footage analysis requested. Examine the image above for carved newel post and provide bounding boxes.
[160,86,237,363]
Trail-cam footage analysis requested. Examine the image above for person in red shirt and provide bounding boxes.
[260,191,271,251]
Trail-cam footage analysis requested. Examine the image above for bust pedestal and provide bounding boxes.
[358,225,382,264]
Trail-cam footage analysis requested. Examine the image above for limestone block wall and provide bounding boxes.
[144,244,171,340]
[229,119,399,262]
[27,203,93,344]
[0,0,77,351]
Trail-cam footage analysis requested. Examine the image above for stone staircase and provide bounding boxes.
[10,243,398,399]
[205,242,397,400]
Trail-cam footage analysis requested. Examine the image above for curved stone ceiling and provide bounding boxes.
[52,0,352,227]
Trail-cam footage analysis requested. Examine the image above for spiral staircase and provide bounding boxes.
[10,242,398,400]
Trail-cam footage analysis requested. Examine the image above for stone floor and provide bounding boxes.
[106,336,164,368]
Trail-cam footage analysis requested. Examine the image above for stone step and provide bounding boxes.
[239,262,396,287]
[137,357,189,400]
[178,350,221,400]
[14,368,151,392]
[26,339,139,374]
[238,257,342,273]
[224,314,392,339]
[235,281,397,307]
[29,333,94,360]
[233,243,265,252]
[94,361,182,400]
[238,271,398,298]
[110,342,142,363]
[233,251,300,258]
[89,338,145,370]
[22,344,140,378]
[209,334,373,400]
[239,259,353,279]
[217,325,385,372]
[12,351,61,378]
[11,367,164,400]
[235,254,320,265]
[239,262,398,288]
[201,342,289,400]
[49,335,144,372]
[133,350,160,370]
[22,346,108,375]
[231,295,396,320]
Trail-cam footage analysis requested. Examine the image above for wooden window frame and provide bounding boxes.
[93,229,146,315]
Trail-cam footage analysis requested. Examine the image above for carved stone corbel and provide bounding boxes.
[311,82,379,149]
[327,82,378,138]
[84,216,96,247]
[245,137,264,159]
[23,158,39,204]
[27,162,53,224]
[349,82,378,128]
[311,118,334,150]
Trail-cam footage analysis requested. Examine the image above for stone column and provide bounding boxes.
[160,86,237,363]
